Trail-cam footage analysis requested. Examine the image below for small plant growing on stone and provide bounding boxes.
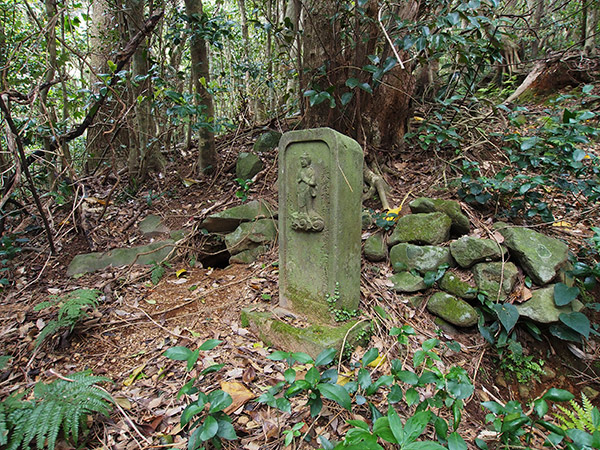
[326,282,359,322]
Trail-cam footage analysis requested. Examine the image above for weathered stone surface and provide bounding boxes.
[279,128,363,321]
[409,197,470,235]
[389,272,427,292]
[229,245,268,264]
[427,292,478,327]
[450,236,506,268]
[139,214,169,237]
[241,309,370,358]
[515,285,583,323]
[253,130,282,152]
[472,262,519,301]
[439,271,477,299]
[236,152,263,180]
[225,219,277,255]
[390,243,453,274]
[201,200,276,232]
[67,239,177,277]
[362,210,375,229]
[389,212,452,245]
[364,233,387,261]
[495,223,568,285]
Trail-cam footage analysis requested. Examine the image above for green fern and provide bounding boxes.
[555,393,600,433]
[0,371,112,450]
[34,289,101,348]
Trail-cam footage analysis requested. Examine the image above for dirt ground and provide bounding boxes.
[1,118,599,449]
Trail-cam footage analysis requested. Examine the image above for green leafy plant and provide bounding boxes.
[163,340,237,449]
[150,261,171,285]
[0,371,113,450]
[0,233,28,289]
[497,339,545,384]
[555,393,600,434]
[234,178,252,202]
[326,283,360,322]
[283,421,305,447]
[34,289,101,348]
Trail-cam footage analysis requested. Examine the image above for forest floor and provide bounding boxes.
[1,95,600,449]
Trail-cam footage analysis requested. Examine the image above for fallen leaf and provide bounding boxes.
[242,366,256,383]
[552,221,572,228]
[175,269,188,278]
[114,397,132,410]
[221,381,255,414]
[367,354,387,368]
[123,364,146,386]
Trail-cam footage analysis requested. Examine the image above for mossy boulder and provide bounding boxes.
[201,200,276,232]
[138,214,170,237]
[439,272,477,299]
[253,130,282,152]
[450,236,506,268]
[389,212,452,245]
[364,233,387,261]
[409,197,470,235]
[495,223,568,285]
[225,219,277,255]
[515,285,584,323]
[390,243,453,274]
[236,152,263,180]
[229,245,268,264]
[389,272,427,293]
[472,261,519,301]
[426,292,478,327]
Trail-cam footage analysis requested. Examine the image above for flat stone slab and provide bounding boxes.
[495,223,568,285]
[516,285,584,323]
[241,309,370,358]
[201,200,277,233]
[67,239,177,277]
[225,219,277,255]
[139,214,170,237]
[389,212,452,246]
[230,245,268,264]
[390,243,453,274]
[426,292,478,327]
[450,236,506,268]
[236,152,263,180]
[389,272,427,292]
[409,197,470,236]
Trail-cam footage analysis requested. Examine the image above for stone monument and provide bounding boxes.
[278,128,363,321]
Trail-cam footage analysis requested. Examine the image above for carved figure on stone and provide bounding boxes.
[291,154,324,232]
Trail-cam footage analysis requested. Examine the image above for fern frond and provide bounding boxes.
[0,402,8,445]
[555,393,600,433]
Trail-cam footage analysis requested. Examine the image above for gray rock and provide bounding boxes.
[495,223,568,285]
[439,271,477,299]
[253,130,282,152]
[201,200,276,232]
[450,236,506,268]
[515,285,584,323]
[225,219,277,255]
[409,197,470,235]
[138,214,170,237]
[472,261,519,301]
[389,272,427,292]
[389,212,452,245]
[364,233,387,261]
[236,152,263,180]
[427,292,478,327]
[229,245,268,264]
[362,210,375,229]
[390,243,454,274]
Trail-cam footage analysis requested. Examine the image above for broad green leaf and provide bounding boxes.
[267,350,290,361]
[520,137,539,151]
[559,312,590,339]
[362,348,379,367]
[198,339,222,351]
[346,77,360,88]
[217,419,237,440]
[373,417,397,443]
[542,388,575,402]
[554,283,579,306]
[305,366,321,386]
[404,442,446,450]
[549,323,583,342]
[405,388,419,406]
[388,384,403,403]
[199,415,218,441]
[291,352,314,364]
[448,432,467,450]
[315,348,337,366]
[341,92,354,106]
[358,368,372,390]
[533,398,548,417]
[180,400,205,426]
[187,349,200,371]
[387,405,404,444]
[317,383,352,410]
[284,368,296,383]
[491,303,519,333]
[208,390,232,413]
[404,411,431,443]
[164,346,192,361]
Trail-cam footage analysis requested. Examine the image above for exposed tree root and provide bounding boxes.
[363,164,391,210]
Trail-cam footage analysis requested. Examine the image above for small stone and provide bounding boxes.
[201,200,276,233]
[253,130,282,152]
[362,210,375,229]
[426,292,478,327]
[439,271,477,299]
[389,212,452,246]
[518,385,531,400]
[409,197,470,235]
[236,152,263,180]
[515,285,584,323]
[450,236,506,268]
[389,272,427,293]
[582,386,600,401]
[390,243,454,274]
[472,262,519,301]
[229,245,268,264]
[433,317,459,336]
[495,374,508,388]
[495,223,568,285]
[541,366,556,382]
[364,233,387,261]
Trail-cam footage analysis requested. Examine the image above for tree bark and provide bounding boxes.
[183,0,216,176]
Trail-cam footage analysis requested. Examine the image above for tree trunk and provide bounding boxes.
[183,0,216,176]
[584,0,598,55]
